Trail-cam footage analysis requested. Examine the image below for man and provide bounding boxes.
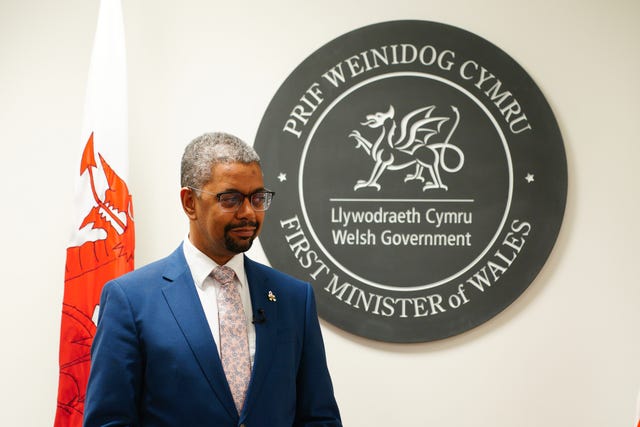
[84,132,342,427]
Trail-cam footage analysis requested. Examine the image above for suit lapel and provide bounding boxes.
[243,257,278,414]
[160,247,238,420]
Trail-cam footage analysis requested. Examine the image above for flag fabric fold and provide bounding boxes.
[54,1,134,425]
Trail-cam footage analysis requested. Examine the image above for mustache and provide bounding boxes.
[224,221,259,232]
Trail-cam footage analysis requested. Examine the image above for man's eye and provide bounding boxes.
[221,194,241,204]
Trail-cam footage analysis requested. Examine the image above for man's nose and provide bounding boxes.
[235,196,256,219]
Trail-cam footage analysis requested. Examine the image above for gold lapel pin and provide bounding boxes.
[268,291,277,302]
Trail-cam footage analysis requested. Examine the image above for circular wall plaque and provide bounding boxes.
[254,20,566,342]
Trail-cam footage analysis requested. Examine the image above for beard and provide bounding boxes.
[223,220,260,254]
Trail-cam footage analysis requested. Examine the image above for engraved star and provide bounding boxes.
[277,172,287,182]
[525,173,535,183]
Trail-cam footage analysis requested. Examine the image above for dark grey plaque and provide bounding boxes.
[255,20,567,342]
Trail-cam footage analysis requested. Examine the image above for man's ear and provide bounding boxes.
[180,187,197,220]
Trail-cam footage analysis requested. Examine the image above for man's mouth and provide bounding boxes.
[226,222,258,239]
[230,227,255,238]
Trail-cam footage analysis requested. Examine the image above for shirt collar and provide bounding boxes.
[182,236,247,290]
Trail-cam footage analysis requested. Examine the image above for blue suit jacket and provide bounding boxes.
[84,246,341,427]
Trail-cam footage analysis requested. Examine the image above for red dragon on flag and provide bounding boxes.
[55,132,134,426]
[54,0,131,424]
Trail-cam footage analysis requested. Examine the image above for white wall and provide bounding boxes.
[1,0,638,425]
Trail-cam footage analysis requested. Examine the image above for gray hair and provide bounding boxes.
[180,132,261,188]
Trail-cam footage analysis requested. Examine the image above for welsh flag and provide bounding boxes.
[54,1,134,425]
[637,389,640,427]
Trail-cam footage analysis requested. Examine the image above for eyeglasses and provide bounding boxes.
[188,186,275,212]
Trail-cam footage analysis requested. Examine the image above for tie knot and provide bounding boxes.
[213,265,236,285]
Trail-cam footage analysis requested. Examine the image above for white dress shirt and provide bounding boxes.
[182,237,256,364]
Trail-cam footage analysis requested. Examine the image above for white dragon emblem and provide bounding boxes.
[348,105,465,191]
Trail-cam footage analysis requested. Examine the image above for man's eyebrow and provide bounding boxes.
[219,187,268,194]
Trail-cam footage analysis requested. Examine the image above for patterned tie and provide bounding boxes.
[213,265,251,413]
